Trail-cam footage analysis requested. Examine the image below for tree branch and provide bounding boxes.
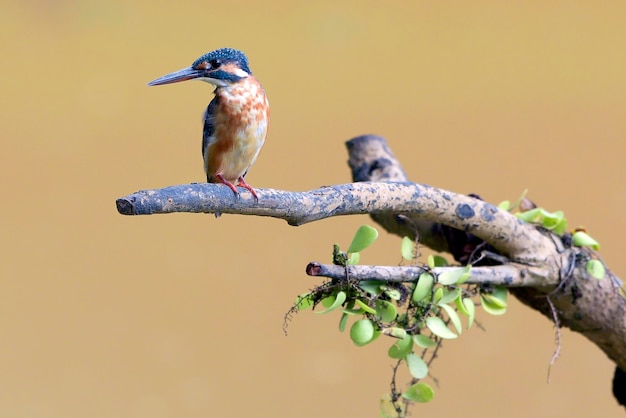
[116,181,552,263]
[115,134,626,385]
[344,134,626,375]
[305,262,552,287]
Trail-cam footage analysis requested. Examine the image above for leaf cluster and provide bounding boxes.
[292,225,508,415]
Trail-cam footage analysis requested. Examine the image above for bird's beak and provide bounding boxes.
[147,67,202,86]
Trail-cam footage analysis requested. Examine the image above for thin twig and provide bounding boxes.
[306,262,557,287]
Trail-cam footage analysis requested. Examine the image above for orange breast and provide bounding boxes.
[204,77,269,183]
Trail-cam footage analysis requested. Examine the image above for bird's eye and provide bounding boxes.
[209,58,221,68]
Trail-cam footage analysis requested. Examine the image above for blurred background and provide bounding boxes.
[1,1,624,417]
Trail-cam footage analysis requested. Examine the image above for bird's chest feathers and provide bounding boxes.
[205,78,269,181]
[217,81,267,132]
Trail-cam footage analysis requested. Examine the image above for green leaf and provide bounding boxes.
[382,287,402,301]
[426,317,457,339]
[405,353,429,379]
[379,393,404,418]
[432,287,444,304]
[586,259,606,279]
[320,295,335,308]
[437,268,466,285]
[402,382,434,403]
[388,334,413,359]
[347,252,360,265]
[515,207,542,223]
[572,231,600,250]
[315,291,346,314]
[294,292,314,311]
[413,334,437,348]
[359,280,384,295]
[341,299,359,315]
[516,207,568,234]
[384,327,407,339]
[355,299,377,314]
[455,294,469,316]
[430,255,449,267]
[428,255,451,268]
[350,319,376,346]
[497,200,511,211]
[412,273,434,303]
[401,237,416,260]
[339,313,349,332]
[480,288,508,316]
[553,218,568,235]
[439,288,461,305]
[463,298,476,329]
[481,286,508,308]
[456,265,472,285]
[541,210,566,231]
[481,297,506,315]
[438,303,462,335]
[375,300,398,322]
[347,225,379,254]
[342,307,364,315]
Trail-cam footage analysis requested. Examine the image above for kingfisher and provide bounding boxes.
[148,47,269,200]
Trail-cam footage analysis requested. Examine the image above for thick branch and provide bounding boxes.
[117,182,552,262]
[345,134,626,373]
[115,134,625,376]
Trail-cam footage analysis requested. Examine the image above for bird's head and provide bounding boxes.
[148,48,252,88]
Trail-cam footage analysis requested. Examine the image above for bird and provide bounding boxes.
[147,47,269,200]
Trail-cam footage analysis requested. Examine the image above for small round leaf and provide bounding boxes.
[481,286,508,309]
[355,299,377,314]
[347,252,360,265]
[294,293,314,311]
[405,352,429,379]
[350,319,375,346]
[432,288,444,304]
[426,317,457,339]
[439,288,461,305]
[401,237,416,260]
[375,300,398,322]
[382,287,402,301]
[572,231,600,250]
[497,200,511,211]
[387,334,413,359]
[339,313,349,332]
[383,327,407,340]
[380,393,404,418]
[402,382,434,403]
[438,268,466,285]
[315,291,346,314]
[480,294,507,316]
[347,225,379,254]
[586,259,606,279]
[455,294,469,316]
[413,334,437,348]
[463,298,476,329]
[438,303,462,335]
[412,273,434,303]
[359,280,384,295]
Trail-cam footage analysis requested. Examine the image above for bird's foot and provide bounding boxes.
[214,174,240,198]
[237,176,259,201]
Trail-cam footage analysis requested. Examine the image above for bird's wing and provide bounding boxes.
[202,97,218,159]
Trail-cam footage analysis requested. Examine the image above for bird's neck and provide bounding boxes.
[215,77,265,110]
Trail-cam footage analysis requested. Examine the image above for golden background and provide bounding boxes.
[1,1,624,417]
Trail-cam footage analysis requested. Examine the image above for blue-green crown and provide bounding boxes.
[192,48,251,75]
